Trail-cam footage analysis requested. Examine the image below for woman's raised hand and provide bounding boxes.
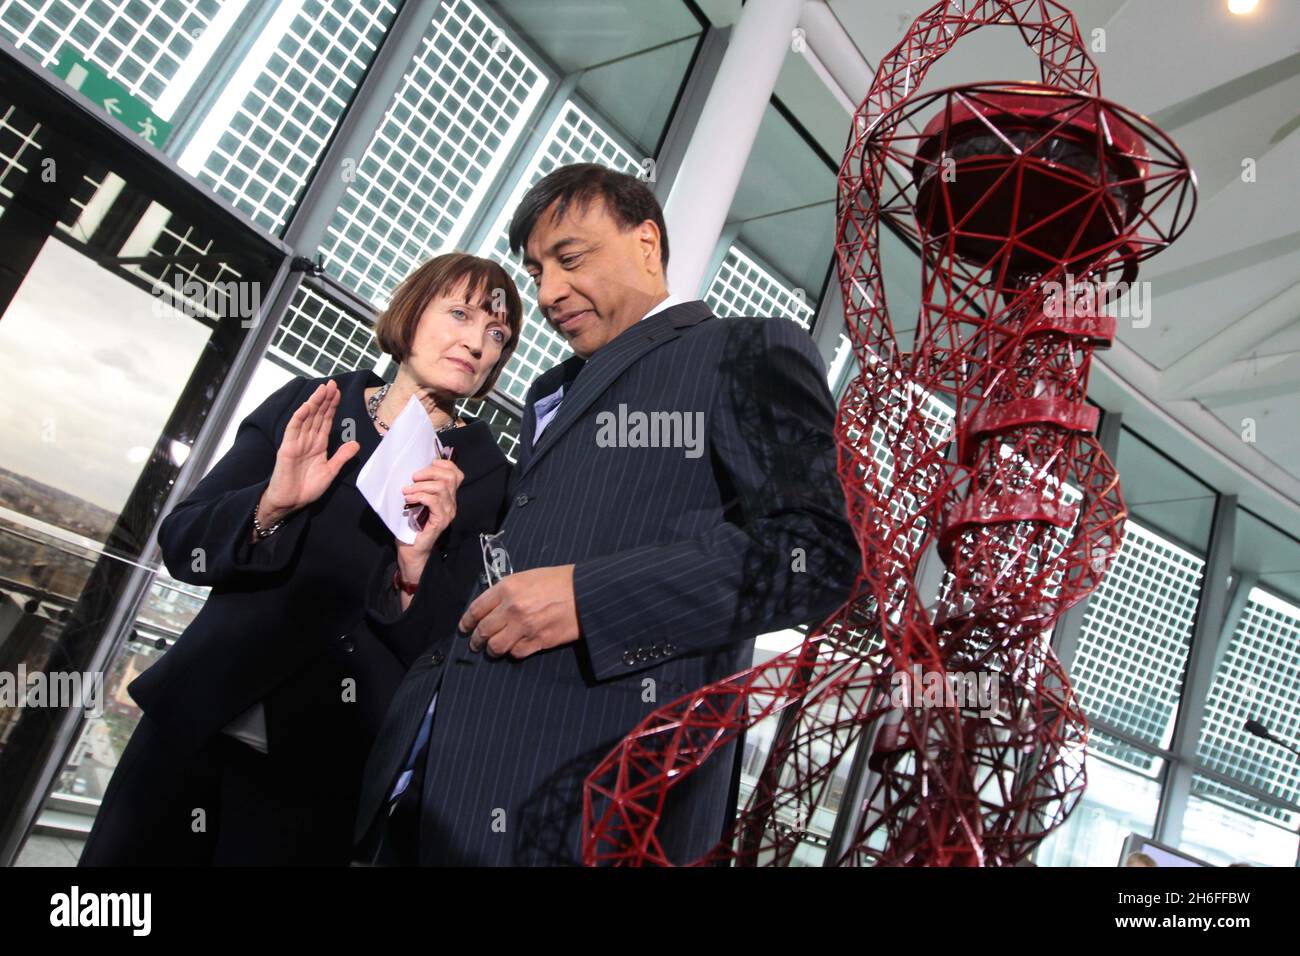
[258,380,360,527]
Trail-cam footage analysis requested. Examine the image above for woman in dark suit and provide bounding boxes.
[78,252,521,865]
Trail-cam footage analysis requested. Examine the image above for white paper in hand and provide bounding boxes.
[356,395,447,544]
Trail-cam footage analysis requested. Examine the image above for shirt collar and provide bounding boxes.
[642,293,683,322]
[547,293,683,402]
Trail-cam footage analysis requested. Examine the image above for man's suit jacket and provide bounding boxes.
[354,299,859,866]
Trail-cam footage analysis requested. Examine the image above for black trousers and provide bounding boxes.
[78,714,358,866]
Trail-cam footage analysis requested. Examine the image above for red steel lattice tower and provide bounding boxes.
[583,0,1196,866]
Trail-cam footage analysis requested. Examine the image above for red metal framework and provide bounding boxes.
[583,0,1195,866]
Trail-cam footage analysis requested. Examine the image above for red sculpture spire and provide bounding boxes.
[584,0,1196,867]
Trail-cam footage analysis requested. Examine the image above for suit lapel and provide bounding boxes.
[519,299,713,480]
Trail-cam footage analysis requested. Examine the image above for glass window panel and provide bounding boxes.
[707,100,835,312]
[1234,507,1300,609]
[0,78,284,863]
[183,0,401,234]
[703,244,815,329]
[474,100,642,405]
[489,0,705,159]
[454,396,521,463]
[1181,773,1299,867]
[0,99,44,220]
[0,0,221,107]
[0,214,276,826]
[1071,521,1205,750]
[575,36,699,156]
[3,1,411,236]
[1198,575,1300,811]
[269,282,383,378]
[1114,427,1217,555]
[1033,730,1164,867]
[0,243,210,542]
[318,0,548,304]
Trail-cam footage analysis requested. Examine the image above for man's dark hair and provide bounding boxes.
[507,163,669,268]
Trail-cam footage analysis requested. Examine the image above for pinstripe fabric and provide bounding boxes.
[353,299,858,866]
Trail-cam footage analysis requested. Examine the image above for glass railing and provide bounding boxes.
[0,517,204,813]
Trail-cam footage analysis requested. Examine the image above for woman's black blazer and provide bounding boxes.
[128,369,510,770]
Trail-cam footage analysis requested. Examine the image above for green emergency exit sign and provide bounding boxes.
[52,45,173,148]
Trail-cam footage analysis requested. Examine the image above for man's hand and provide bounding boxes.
[459,565,580,659]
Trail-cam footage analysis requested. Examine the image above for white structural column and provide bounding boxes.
[799,0,872,109]
[663,0,804,298]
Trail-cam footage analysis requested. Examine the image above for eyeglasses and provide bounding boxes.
[479,531,513,588]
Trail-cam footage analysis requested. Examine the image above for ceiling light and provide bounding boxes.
[1228,0,1259,14]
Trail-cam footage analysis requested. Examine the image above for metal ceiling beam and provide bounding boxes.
[1160,278,1300,399]
[1184,350,1300,406]
[1093,334,1300,521]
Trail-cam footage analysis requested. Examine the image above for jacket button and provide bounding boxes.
[663,642,676,655]
[430,650,444,666]
[514,493,531,507]
[339,635,355,653]
[622,650,637,666]
[636,647,650,662]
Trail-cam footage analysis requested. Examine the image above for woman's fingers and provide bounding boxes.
[403,492,454,527]
[308,381,342,452]
[296,383,327,447]
[403,481,454,504]
[309,381,336,445]
[283,384,323,448]
[402,491,448,510]
[327,440,360,476]
[402,481,456,504]
[409,460,463,485]
[404,471,459,499]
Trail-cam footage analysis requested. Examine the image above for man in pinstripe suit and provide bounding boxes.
[353,164,858,866]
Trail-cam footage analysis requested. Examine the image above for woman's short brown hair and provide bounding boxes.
[374,252,523,400]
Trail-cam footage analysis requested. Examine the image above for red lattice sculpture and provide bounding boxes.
[583,0,1195,866]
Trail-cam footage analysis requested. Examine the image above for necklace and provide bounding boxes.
[367,383,460,434]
